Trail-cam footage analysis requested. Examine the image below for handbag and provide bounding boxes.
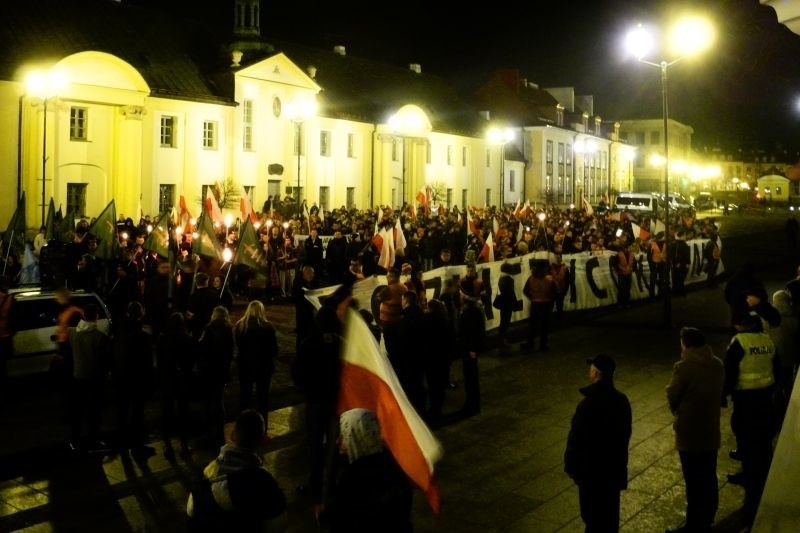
[492,295,503,310]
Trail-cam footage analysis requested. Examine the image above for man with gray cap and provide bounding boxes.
[665,327,724,533]
[565,354,632,533]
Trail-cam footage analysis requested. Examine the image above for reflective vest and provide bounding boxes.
[526,275,556,303]
[616,251,634,276]
[732,331,775,390]
[378,283,406,325]
[56,305,84,343]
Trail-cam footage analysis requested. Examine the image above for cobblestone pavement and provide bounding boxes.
[0,222,795,532]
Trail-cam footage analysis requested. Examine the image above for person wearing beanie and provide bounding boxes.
[565,354,632,533]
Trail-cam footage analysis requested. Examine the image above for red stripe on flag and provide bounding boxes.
[338,363,441,514]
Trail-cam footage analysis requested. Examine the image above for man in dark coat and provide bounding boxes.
[665,327,725,533]
[565,354,632,533]
[324,230,349,285]
[187,272,217,338]
[303,227,324,281]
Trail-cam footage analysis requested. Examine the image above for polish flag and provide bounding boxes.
[479,232,495,263]
[467,209,481,238]
[339,308,443,513]
[519,199,532,218]
[652,219,666,235]
[513,199,521,218]
[178,195,193,234]
[416,186,430,215]
[239,186,258,223]
[204,188,223,225]
[394,217,407,256]
[582,196,594,216]
[631,222,650,240]
[378,227,396,270]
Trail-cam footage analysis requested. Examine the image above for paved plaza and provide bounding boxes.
[0,221,795,532]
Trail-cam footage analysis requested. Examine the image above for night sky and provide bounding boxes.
[144,0,800,153]
[258,0,800,153]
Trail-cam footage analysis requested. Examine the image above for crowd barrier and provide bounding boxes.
[304,238,724,330]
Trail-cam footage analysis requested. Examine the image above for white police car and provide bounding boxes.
[8,288,111,377]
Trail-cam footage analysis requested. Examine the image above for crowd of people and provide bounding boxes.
[1,196,797,531]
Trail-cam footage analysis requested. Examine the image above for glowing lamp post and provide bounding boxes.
[285,97,317,218]
[26,68,68,226]
[625,16,714,324]
[487,127,515,208]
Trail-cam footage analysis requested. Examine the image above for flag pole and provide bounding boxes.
[221,260,233,297]
[2,229,14,276]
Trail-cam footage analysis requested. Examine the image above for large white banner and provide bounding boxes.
[305,238,724,330]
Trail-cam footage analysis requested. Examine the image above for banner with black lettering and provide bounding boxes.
[305,238,724,330]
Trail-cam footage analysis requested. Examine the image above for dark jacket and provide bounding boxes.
[564,379,632,489]
[327,451,413,533]
[199,319,234,385]
[112,320,154,392]
[496,273,518,310]
[666,345,725,452]
[156,328,198,394]
[234,320,278,377]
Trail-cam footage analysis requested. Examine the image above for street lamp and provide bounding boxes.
[625,16,714,324]
[26,68,68,226]
[285,97,317,219]
[487,126,514,208]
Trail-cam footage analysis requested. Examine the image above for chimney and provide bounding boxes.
[409,63,421,74]
[333,45,346,56]
[231,50,243,67]
[307,65,317,79]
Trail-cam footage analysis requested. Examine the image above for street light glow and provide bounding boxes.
[670,16,715,57]
[25,68,68,98]
[487,126,515,144]
[624,24,655,60]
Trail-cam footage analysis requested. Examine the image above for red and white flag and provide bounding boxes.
[479,232,495,263]
[513,199,521,218]
[416,186,430,215]
[519,199,532,218]
[582,196,594,216]
[394,217,407,256]
[204,188,223,225]
[239,186,258,223]
[374,226,395,270]
[467,209,481,239]
[178,195,193,234]
[631,222,650,240]
[339,308,443,513]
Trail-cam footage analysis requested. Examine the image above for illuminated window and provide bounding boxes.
[320,130,331,157]
[347,133,355,158]
[462,146,467,167]
[242,99,253,151]
[160,116,176,148]
[447,145,453,166]
[203,121,217,150]
[70,107,88,141]
[159,184,175,214]
[392,138,398,162]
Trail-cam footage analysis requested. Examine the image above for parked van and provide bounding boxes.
[614,192,656,212]
[8,288,111,377]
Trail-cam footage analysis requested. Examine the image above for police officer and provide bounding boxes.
[724,314,780,524]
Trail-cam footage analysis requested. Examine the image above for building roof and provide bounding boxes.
[471,69,559,127]
[275,41,486,136]
[0,0,487,135]
[0,0,234,104]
